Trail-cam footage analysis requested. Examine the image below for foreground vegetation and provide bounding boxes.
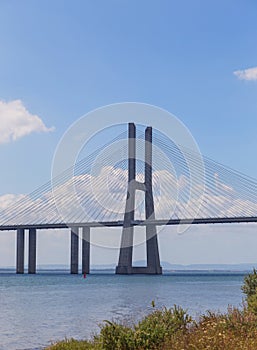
[46,270,257,350]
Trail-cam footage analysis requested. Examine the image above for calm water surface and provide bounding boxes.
[0,270,246,350]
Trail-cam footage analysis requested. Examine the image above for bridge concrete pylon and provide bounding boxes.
[116,123,162,275]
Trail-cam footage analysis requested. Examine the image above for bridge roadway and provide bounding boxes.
[1,216,257,231]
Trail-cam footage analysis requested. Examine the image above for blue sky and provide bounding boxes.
[1,1,257,267]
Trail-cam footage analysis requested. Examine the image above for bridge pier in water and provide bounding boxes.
[16,228,25,274]
[70,226,91,274]
[82,226,90,274]
[70,227,79,274]
[16,228,37,274]
[28,228,37,274]
[15,226,91,274]
[116,123,162,275]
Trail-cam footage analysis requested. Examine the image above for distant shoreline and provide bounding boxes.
[0,260,257,272]
[0,267,252,274]
[1,261,257,273]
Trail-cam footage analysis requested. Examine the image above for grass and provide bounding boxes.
[46,305,257,350]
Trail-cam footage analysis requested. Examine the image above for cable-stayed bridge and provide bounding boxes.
[1,123,257,274]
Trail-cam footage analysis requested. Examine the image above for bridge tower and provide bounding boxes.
[116,123,162,274]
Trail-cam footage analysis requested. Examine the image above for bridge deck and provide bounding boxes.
[1,216,257,231]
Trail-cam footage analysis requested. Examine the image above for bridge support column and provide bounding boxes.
[16,228,25,274]
[116,123,162,275]
[70,227,79,274]
[116,123,135,274]
[145,127,162,274]
[28,228,37,274]
[82,227,90,274]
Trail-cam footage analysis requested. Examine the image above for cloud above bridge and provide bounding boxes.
[233,66,257,81]
[0,99,54,144]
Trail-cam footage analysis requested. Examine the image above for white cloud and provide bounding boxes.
[233,66,257,81]
[0,99,54,144]
[0,193,25,211]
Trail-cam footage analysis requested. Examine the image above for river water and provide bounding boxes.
[0,270,247,350]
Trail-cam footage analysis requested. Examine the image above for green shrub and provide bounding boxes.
[247,294,257,315]
[242,268,257,314]
[96,320,134,350]
[47,338,96,349]
[134,305,191,349]
[95,305,191,350]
